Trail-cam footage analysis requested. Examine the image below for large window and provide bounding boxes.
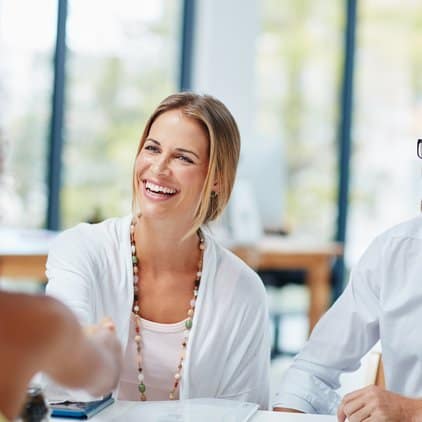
[5,0,422,273]
[0,1,57,228]
[256,0,343,240]
[62,0,182,227]
[0,1,182,229]
[347,0,422,265]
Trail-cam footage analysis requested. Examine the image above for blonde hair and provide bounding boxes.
[132,92,240,236]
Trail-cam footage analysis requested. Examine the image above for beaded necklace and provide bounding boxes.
[129,217,205,401]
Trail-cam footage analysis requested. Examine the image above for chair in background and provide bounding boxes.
[365,351,385,388]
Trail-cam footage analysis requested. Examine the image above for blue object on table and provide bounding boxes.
[50,394,114,419]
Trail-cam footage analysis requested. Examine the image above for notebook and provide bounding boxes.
[49,394,114,419]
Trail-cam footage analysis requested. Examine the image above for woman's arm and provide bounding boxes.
[215,269,271,410]
[45,225,97,325]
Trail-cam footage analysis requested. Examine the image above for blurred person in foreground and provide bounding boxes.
[0,291,122,421]
[45,92,270,408]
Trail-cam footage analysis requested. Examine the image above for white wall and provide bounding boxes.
[192,0,285,233]
[192,0,258,152]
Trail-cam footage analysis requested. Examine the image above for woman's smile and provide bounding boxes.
[142,179,179,202]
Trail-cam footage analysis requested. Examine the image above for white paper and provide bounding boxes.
[109,398,258,422]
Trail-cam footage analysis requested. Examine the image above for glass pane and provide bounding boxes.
[62,0,182,227]
[256,0,343,240]
[0,0,56,228]
[347,0,422,266]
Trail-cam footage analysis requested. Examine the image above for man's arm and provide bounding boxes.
[0,292,122,420]
[39,297,122,396]
[271,235,385,413]
[337,385,422,422]
[273,407,304,413]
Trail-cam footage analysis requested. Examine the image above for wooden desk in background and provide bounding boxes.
[0,228,56,281]
[0,229,342,331]
[232,236,343,331]
[0,253,48,280]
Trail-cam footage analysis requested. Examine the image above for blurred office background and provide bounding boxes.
[1,0,422,373]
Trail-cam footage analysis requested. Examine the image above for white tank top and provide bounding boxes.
[118,314,185,401]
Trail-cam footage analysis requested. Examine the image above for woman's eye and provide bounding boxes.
[144,145,159,152]
[177,155,194,164]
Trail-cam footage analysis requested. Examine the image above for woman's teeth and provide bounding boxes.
[145,181,176,195]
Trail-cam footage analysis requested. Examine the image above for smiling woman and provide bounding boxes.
[134,109,210,228]
[45,92,271,409]
[132,93,241,237]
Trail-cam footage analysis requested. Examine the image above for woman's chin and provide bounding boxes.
[137,203,175,220]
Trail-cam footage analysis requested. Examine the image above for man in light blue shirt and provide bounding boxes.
[273,215,422,421]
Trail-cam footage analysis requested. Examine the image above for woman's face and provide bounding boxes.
[135,109,210,224]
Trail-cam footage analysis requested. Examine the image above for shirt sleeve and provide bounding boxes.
[272,236,384,414]
[44,225,110,401]
[45,224,96,325]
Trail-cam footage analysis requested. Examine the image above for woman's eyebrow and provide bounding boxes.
[145,138,160,145]
[175,148,200,159]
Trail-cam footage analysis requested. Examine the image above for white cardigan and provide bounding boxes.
[46,216,270,409]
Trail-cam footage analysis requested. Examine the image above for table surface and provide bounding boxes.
[50,400,336,421]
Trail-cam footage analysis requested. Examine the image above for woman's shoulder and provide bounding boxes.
[49,215,131,258]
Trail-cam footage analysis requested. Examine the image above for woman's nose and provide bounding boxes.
[152,157,170,175]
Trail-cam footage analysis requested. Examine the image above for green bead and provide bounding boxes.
[132,255,138,264]
[138,383,146,393]
[185,319,193,329]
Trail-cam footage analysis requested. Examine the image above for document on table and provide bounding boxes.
[111,398,259,422]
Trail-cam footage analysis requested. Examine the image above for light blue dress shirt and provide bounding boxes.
[273,216,422,414]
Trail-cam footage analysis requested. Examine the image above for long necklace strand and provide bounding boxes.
[130,218,205,401]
